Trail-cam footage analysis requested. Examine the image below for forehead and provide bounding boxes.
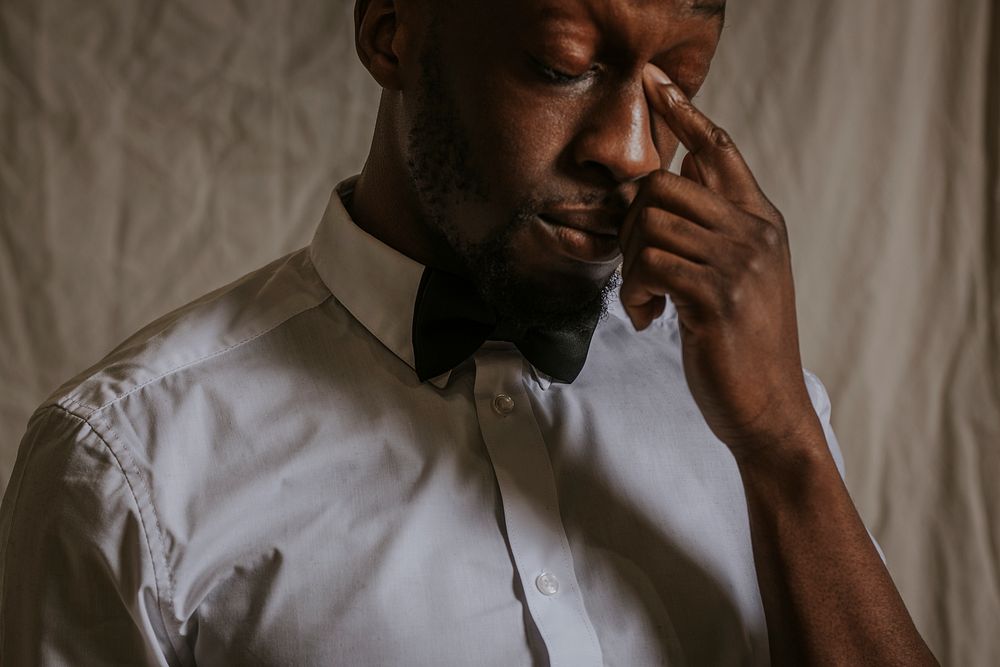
[527,0,727,22]
[485,0,725,52]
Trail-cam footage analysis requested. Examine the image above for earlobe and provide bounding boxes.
[354,0,407,90]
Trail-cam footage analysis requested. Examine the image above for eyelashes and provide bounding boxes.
[529,55,597,86]
[528,54,696,97]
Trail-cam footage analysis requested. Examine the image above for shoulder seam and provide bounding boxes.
[68,293,333,415]
[83,407,187,666]
[0,405,182,665]
[0,407,77,633]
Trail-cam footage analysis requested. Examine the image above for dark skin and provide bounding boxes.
[352,0,939,664]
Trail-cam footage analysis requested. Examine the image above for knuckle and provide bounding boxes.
[638,246,663,272]
[733,240,765,276]
[708,125,735,150]
[719,276,744,317]
[645,168,673,193]
[745,251,766,276]
[725,283,743,311]
[748,217,783,251]
[639,246,683,282]
[759,223,784,250]
[663,215,698,244]
[664,215,688,237]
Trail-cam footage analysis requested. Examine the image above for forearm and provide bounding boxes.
[628,63,938,665]
[734,420,938,666]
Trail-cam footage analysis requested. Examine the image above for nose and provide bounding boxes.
[571,79,662,184]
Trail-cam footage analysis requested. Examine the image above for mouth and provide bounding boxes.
[536,214,622,265]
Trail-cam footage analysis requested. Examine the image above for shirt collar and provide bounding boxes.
[311,175,480,388]
[309,176,571,390]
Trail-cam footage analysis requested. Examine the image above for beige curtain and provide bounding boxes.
[1,1,996,664]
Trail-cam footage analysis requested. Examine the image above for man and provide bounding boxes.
[0,0,937,664]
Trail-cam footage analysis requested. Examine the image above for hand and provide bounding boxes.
[619,63,820,458]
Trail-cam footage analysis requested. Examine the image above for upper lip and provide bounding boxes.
[539,208,624,237]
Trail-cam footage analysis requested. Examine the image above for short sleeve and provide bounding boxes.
[802,368,888,565]
[0,406,176,666]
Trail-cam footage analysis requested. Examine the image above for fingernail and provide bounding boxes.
[644,62,671,86]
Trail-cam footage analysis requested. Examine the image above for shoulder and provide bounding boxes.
[43,247,332,419]
[0,248,341,659]
[0,404,184,663]
[1,405,142,552]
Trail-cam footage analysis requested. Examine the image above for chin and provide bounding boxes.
[487,263,621,334]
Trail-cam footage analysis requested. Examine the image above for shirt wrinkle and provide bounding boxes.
[0,175,880,666]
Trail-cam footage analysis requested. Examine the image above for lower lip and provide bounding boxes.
[536,215,622,264]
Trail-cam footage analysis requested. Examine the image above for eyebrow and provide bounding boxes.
[689,0,727,18]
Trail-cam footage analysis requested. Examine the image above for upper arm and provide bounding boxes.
[0,406,176,666]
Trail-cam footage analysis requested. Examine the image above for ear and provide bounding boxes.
[354,0,409,90]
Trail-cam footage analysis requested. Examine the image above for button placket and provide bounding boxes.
[472,349,604,667]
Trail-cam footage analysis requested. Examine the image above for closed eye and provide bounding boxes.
[530,55,597,86]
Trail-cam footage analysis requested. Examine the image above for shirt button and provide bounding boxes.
[491,393,515,416]
[535,572,560,596]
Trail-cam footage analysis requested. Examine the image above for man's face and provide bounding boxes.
[403,0,724,334]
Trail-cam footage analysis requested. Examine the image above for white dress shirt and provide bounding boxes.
[0,175,880,666]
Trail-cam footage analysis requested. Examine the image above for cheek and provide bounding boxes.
[503,106,576,181]
[465,75,581,189]
[468,75,687,188]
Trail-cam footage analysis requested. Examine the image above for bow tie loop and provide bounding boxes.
[411,267,598,383]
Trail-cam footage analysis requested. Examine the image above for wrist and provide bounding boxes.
[729,414,835,481]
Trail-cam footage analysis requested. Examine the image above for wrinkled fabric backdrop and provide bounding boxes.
[1,1,997,664]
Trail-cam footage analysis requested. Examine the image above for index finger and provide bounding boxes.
[643,63,760,203]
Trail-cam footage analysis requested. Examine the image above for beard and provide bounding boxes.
[404,21,620,338]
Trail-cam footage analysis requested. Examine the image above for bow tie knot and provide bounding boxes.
[411,267,598,383]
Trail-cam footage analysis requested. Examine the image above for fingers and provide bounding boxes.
[619,246,709,330]
[618,170,753,275]
[620,64,790,331]
[619,197,731,285]
[617,179,745,331]
[620,64,792,332]
[638,169,748,234]
[643,63,762,208]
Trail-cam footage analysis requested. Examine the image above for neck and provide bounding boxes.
[347,95,466,276]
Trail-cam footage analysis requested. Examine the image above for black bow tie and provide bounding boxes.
[411,266,599,384]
